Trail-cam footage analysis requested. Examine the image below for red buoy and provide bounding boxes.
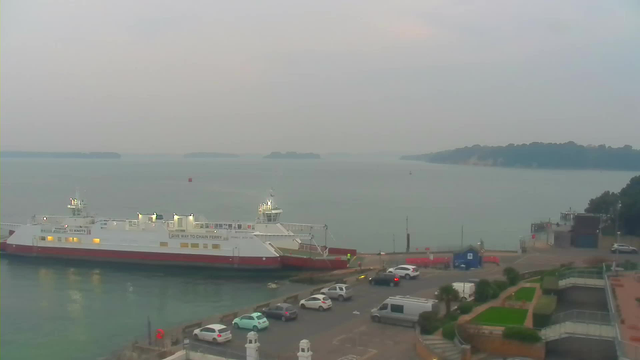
[188,177,193,183]
[156,329,165,340]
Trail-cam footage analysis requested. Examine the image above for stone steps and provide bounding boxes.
[422,335,463,360]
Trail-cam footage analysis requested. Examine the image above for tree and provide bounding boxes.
[619,175,640,236]
[503,267,521,286]
[436,284,460,314]
[585,191,620,215]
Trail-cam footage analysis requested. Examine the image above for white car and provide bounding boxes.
[193,324,232,343]
[299,295,332,311]
[387,265,420,280]
[611,244,638,254]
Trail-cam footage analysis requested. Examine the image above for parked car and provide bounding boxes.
[232,312,269,331]
[299,295,332,311]
[320,284,354,301]
[193,324,232,343]
[371,295,439,324]
[369,273,401,287]
[611,243,638,254]
[386,265,420,280]
[260,303,298,322]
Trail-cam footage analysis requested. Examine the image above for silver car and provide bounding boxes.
[320,284,354,301]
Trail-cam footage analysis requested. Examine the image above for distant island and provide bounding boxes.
[1,151,121,159]
[401,142,640,171]
[264,152,321,160]
[183,152,240,159]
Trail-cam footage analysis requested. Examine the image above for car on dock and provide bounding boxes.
[611,243,638,254]
[260,303,298,321]
[369,273,400,287]
[386,265,420,279]
[320,284,353,301]
[193,324,232,343]
[232,312,270,331]
[299,295,332,311]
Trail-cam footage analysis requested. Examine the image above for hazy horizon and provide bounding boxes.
[2,0,639,154]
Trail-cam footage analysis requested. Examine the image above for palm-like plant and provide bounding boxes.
[436,284,461,314]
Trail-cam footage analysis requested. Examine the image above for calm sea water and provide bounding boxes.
[1,158,636,360]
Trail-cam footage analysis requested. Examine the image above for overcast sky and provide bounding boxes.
[1,0,639,154]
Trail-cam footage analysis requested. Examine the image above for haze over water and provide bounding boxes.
[0,158,637,360]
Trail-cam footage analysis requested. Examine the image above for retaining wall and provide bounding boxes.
[466,334,545,360]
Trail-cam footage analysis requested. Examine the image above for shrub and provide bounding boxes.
[475,279,494,302]
[503,267,521,286]
[502,326,542,343]
[458,301,474,315]
[445,311,460,322]
[418,311,443,335]
[442,322,456,341]
[492,280,510,293]
[532,295,557,328]
[541,276,559,295]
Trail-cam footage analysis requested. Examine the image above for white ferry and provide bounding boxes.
[0,192,350,270]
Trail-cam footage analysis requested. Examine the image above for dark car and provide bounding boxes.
[369,273,400,287]
[260,303,298,322]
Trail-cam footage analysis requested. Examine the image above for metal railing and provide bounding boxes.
[603,264,640,360]
[542,321,616,341]
[550,310,611,325]
[558,268,604,280]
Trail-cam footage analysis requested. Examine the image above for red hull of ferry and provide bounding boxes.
[4,244,282,269]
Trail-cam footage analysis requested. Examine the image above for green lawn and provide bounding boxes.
[513,287,536,302]
[471,307,528,326]
[525,277,541,284]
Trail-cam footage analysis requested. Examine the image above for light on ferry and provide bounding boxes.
[43,217,47,220]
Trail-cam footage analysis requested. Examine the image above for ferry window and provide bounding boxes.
[203,244,208,249]
[93,239,100,244]
[47,236,54,241]
[66,237,73,242]
[39,236,46,241]
[159,242,168,247]
[177,218,184,228]
[58,237,62,242]
[390,304,404,314]
[190,243,199,248]
[73,238,80,243]
[237,224,242,230]
[180,243,188,248]
[211,244,220,250]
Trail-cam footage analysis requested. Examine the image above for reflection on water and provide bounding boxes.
[1,257,305,360]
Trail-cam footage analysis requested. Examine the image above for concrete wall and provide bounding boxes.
[466,334,545,360]
[599,235,640,250]
[164,350,226,360]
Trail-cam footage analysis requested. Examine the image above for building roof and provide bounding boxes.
[454,245,480,254]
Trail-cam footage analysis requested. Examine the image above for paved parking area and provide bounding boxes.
[189,248,638,360]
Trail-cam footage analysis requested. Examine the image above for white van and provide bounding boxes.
[452,282,475,301]
[370,296,439,325]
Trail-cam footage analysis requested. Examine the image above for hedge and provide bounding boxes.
[418,311,443,335]
[492,280,510,293]
[502,326,542,343]
[458,301,474,315]
[442,322,456,341]
[532,295,557,328]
